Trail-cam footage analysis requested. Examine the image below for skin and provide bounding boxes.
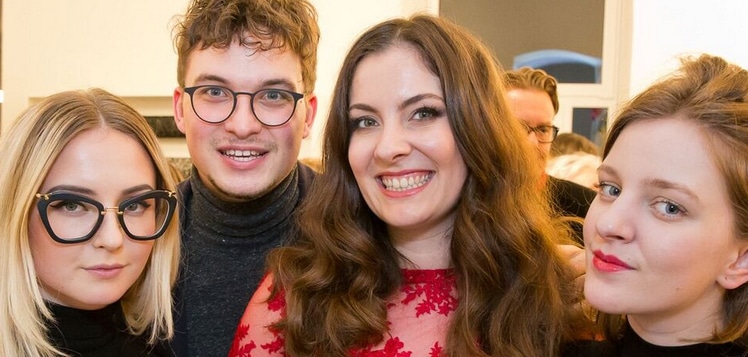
[506,88,556,165]
[584,117,748,345]
[347,43,467,269]
[173,39,317,202]
[29,128,157,310]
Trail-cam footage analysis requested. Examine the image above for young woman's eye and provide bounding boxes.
[413,106,440,121]
[351,116,378,129]
[652,199,687,218]
[50,200,86,213]
[124,201,148,213]
[598,182,621,198]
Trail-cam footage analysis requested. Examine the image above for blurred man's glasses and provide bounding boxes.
[183,85,304,127]
[35,190,177,244]
[524,124,559,143]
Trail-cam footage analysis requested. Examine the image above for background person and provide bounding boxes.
[546,152,601,190]
[551,132,600,158]
[0,88,180,357]
[169,0,320,355]
[504,67,596,244]
[231,14,584,357]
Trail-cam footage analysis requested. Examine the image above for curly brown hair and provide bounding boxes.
[173,0,319,93]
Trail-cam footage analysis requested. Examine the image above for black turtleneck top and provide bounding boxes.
[563,323,747,357]
[47,302,168,356]
[169,163,316,357]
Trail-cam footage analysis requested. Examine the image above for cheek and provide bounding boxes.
[347,137,371,180]
[29,222,70,288]
[637,229,709,276]
[28,212,53,255]
[129,241,156,269]
[582,199,602,245]
[539,142,553,156]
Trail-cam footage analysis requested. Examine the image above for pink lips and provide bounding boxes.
[85,264,125,279]
[592,250,633,272]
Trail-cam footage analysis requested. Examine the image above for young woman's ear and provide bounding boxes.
[719,245,748,290]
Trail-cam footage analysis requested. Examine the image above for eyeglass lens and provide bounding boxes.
[527,125,558,143]
[189,86,300,126]
[43,194,171,241]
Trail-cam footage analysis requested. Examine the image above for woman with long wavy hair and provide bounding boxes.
[231,14,582,357]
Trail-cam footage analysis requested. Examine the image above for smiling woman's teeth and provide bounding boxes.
[381,173,432,191]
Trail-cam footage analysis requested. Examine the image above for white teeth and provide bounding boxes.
[381,173,432,191]
[223,149,261,161]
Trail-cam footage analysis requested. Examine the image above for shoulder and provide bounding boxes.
[549,176,596,199]
[176,177,192,201]
[297,162,317,183]
[231,273,287,356]
[560,339,617,357]
[296,162,318,197]
[547,176,596,215]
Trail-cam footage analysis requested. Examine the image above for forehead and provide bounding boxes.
[184,40,304,89]
[43,128,155,190]
[609,118,725,193]
[351,44,440,98]
[505,88,555,125]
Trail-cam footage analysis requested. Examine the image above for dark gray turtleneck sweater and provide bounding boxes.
[169,163,316,357]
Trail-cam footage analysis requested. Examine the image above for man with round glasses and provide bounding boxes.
[169,0,320,355]
[504,67,596,243]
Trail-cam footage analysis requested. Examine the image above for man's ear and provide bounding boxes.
[719,245,748,290]
[302,94,317,139]
[173,87,187,134]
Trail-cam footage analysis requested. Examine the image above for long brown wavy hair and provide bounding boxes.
[597,54,748,349]
[268,14,580,357]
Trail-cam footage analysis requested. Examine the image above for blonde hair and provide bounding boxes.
[503,67,560,114]
[550,132,599,157]
[0,88,180,357]
[546,152,601,189]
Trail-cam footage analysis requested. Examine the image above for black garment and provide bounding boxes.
[563,324,747,357]
[547,175,596,244]
[47,302,169,357]
[169,163,316,357]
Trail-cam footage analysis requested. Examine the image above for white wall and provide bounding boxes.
[9,1,744,157]
[2,1,186,154]
[1,0,437,158]
[628,0,748,98]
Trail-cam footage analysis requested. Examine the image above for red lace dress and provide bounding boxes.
[229,269,457,357]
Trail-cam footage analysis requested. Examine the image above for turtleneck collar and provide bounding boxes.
[47,302,124,340]
[187,165,301,239]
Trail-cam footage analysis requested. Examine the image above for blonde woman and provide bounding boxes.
[0,88,180,356]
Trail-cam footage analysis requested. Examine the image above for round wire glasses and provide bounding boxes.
[183,85,304,126]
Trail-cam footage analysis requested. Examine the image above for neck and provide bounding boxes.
[188,165,300,237]
[389,225,452,270]
[626,293,724,346]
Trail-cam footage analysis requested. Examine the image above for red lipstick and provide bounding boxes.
[592,250,633,272]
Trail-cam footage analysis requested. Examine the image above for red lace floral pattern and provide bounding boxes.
[229,269,457,356]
